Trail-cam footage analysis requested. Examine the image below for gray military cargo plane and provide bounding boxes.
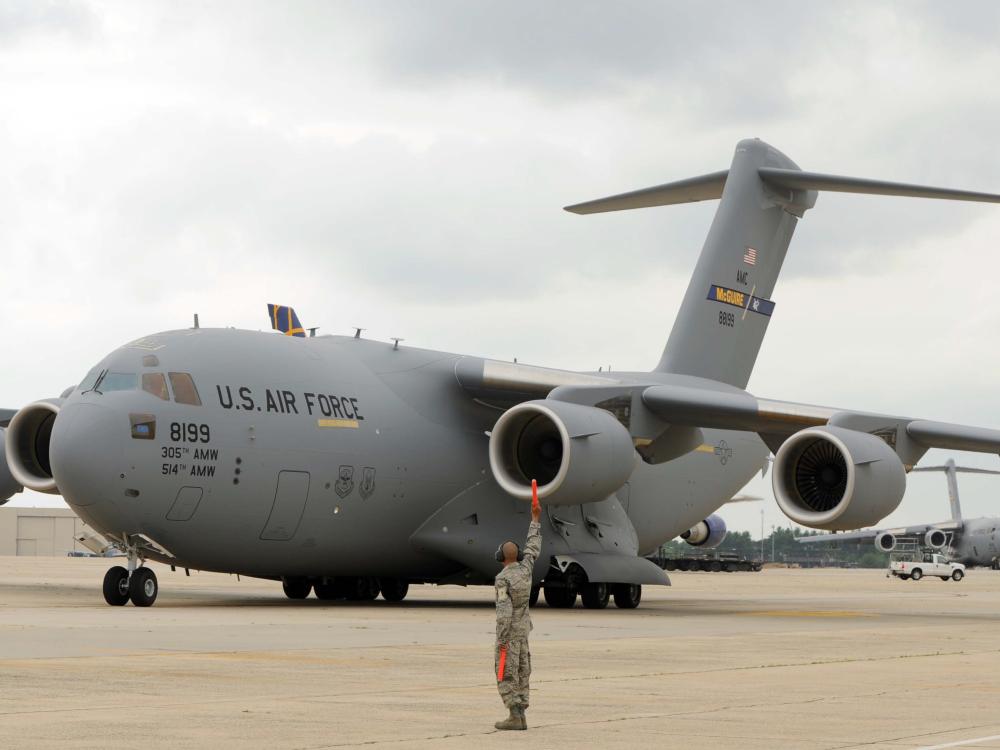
[799,459,1000,568]
[4,138,1000,609]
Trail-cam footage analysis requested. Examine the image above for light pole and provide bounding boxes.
[771,525,776,562]
[760,509,764,563]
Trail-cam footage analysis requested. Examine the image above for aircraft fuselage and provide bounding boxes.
[50,329,766,581]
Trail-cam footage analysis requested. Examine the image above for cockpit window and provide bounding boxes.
[141,373,169,401]
[101,372,138,392]
[169,372,202,406]
[78,367,102,391]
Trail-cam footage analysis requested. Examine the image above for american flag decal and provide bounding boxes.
[743,247,757,265]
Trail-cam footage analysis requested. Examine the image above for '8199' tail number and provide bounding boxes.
[170,422,210,443]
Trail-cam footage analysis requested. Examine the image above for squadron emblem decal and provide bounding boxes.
[359,467,376,500]
[714,440,733,466]
[335,465,355,498]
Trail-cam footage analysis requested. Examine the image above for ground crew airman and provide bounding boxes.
[493,494,542,730]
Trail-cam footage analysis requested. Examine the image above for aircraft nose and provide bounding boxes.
[49,402,124,507]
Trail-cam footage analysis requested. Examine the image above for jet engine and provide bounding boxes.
[680,514,727,548]
[772,425,906,531]
[875,532,896,552]
[489,399,636,506]
[4,399,63,494]
[0,428,23,504]
[925,529,948,549]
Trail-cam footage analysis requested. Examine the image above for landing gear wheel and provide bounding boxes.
[345,577,379,601]
[128,567,158,607]
[581,582,610,609]
[543,585,576,608]
[103,566,130,606]
[378,578,409,602]
[528,585,540,607]
[314,580,341,600]
[613,583,641,609]
[952,569,964,581]
[282,577,312,599]
[911,569,923,581]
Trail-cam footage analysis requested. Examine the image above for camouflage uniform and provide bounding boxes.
[494,520,542,712]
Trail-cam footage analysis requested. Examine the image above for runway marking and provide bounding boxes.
[914,733,1000,749]
[743,610,876,618]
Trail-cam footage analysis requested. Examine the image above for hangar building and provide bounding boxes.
[0,506,95,556]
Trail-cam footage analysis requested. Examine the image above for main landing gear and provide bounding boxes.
[102,543,158,607]
[281,576,410,603]
[540,581,642,609]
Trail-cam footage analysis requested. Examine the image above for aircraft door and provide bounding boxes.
[260,471,311,541]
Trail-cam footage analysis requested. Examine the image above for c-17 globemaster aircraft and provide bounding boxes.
[4,138,1000,609]
[799,459,1000,568]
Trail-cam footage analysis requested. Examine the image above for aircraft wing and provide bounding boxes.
[639,384,1000,465]
[798,520,964,544]
[454,359,1000,466]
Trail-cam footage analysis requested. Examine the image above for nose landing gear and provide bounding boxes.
[102,540,159,607]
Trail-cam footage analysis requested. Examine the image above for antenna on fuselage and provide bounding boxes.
[353,327,366,339]
[193,313,200,329]
[391,337,404,350]
[307,327,319,337]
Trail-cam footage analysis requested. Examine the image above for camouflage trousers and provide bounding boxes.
[495,637,531,710]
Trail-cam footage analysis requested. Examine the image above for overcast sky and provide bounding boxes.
[4,1,1000,536]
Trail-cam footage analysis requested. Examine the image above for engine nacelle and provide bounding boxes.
[0,428,24,504]
[681,514,727,549]
[925,529,948,549]
[489,400,636,506]
[4,399,63,494]
[875,532,896,552]
[773,425,906,531]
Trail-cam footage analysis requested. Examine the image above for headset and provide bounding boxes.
[495,541,524,563]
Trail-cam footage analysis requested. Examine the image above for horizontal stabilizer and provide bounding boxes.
[565,165,1000,216]
[758,168,1000,204]
[564,170,728,214]
[910,465,1000,475]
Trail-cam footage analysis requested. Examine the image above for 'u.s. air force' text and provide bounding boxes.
[215,385,363,420]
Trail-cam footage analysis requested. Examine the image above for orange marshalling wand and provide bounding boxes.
[497,646,508,681]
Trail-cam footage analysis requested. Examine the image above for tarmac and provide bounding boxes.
[1,559,1000,749]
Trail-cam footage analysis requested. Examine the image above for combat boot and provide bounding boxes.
[494,708,525,731]
[516,705,527,729]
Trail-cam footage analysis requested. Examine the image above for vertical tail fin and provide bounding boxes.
[912,459,1000,522]
[568,139,809,388]
[566,138,1000,388]
[266,304,306,338]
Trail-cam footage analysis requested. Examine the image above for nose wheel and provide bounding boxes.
[102,566,131,606]
[102,539,159,607]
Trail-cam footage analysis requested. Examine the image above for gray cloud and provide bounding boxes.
[0,0,97,42]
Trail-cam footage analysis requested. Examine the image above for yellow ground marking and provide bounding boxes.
[317,418,359,429]
[744,610,877,618]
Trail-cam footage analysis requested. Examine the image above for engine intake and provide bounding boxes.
[925,529,948,549]
[4,399,63,494]
[489,400,636,506]
[681,514,727,548]
[875,532,896,552]
[773,425,905,531]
